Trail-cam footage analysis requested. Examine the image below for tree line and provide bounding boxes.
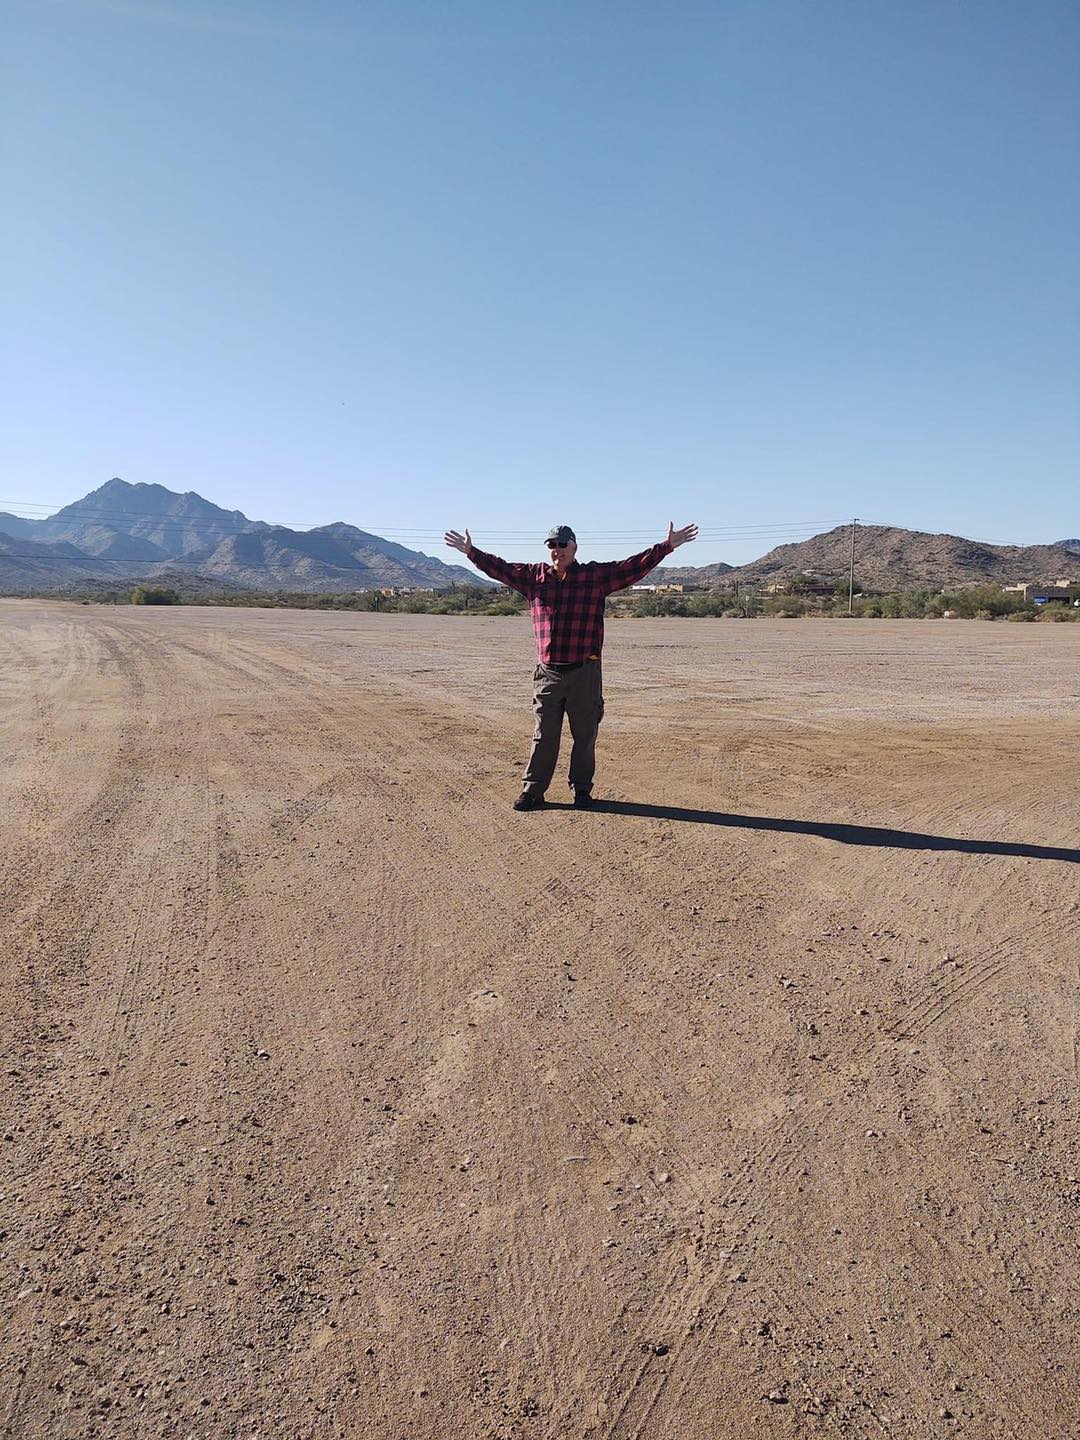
[49,580,1080,621]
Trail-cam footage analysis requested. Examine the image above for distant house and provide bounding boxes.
[1003,583,1075,604]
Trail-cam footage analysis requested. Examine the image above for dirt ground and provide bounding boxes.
[1,601,1077,1440]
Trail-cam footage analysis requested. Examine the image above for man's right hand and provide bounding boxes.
[444,529,472,555]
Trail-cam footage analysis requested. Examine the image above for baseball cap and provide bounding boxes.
[546,525,576,546]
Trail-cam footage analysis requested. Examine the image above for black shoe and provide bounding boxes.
[572,791,593,809]
[513,792,546,811]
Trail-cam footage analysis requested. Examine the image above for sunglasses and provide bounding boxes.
[546,541,569,550]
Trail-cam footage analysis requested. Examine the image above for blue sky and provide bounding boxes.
[3,0,1077,564]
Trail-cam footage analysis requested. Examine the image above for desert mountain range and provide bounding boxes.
[661,524,1080,591]
[0,479,485,593]
[0,479,1077,595]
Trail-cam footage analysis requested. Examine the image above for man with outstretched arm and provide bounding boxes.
[444,521,699,810]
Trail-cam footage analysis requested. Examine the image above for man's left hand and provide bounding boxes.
[667,521,699,549]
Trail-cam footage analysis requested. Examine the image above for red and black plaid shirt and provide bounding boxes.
[467,541,673,664]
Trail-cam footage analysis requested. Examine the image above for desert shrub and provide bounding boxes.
[1036,605,1079,622]
[131,585,180,605]
[328,592,379,610]
[902,590,943,617]
[406,586,512,614]
[1006,610,1037,622]
[936,586,1031,619]
[685,592,732,617]
[762,596,806,617]
[628,593,690,616]
[478,590,527,614]
[393,593,434,612]
[872,592,924,618]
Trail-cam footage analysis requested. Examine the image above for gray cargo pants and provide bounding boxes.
[521,660,604,799]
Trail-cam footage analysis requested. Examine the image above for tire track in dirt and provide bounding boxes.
[3,617,383,1438]
[171,630,529,1414]
[44,619,1080,1428]
[882,914,1079,1045]
[0,627,137,921]
[235,688,892,1435]
[79,720,214,1113]
[242,731,722,1220]
[593,916,1069,1428]
[4,610,1077,1440]
[602,1093,1061,1440]
[1,623,172,1083]
[0,619,197,1433]
[176,628,1080,1434]
[0,625,148,928]
[587,901,1078,1432]
[612,933,1077,1440]
[172,640,751,1159]
[164,628,1076,1436]
[161,639,758,1428]
[2,622,440,1435]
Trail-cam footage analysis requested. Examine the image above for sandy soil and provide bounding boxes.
[1,602,1078,1440]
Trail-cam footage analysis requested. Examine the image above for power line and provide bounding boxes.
[0,534,846,568]
[6,501,1057,551]
[1,496,846,531]
[0,497,870,579]
[0,530,851,565]
[0,497,850,541]
[0,536,825,565]
[0,527,842,547]
[0,521,844,547]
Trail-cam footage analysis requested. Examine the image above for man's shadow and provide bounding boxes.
[547,799,1080,864]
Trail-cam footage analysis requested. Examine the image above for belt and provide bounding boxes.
[546,661,585,672]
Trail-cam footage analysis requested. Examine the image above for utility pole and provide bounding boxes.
[847,518,858,616]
